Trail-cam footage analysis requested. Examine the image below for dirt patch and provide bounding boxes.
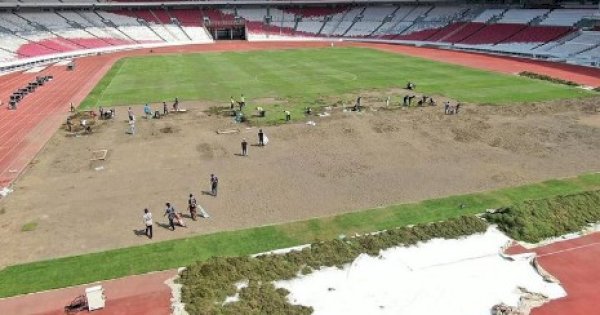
[578,115,600,129]
[160,126,178,134]
[2,97,600,266]
[197,143,227,160]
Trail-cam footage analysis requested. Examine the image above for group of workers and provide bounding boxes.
[142,97,181,120]
[231,94,294,123]
[142,176,217,239]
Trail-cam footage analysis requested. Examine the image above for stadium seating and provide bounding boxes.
[501,25,573,44]
[168,9,203,26]
[497,9,548,24]
[0,3,596,67]
[344,6,396,37]
[539,31,600,56]
[459,23,527,44]
[426,22,469,41]
[296,21,324,35]
[471,9,506,23]
[540,9,592,26]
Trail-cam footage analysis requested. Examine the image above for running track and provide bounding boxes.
[506,233,600,315]
[1,40,599,189]
[0,270,176,315]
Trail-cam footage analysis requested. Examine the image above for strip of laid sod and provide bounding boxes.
[1,172,599,298]
[485,190,600,243]
[79,47,592,114]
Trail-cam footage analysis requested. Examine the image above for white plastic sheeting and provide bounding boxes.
[275,227,565,315]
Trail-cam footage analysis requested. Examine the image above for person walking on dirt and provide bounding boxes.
[258,129,264,146]
[354,96,362,112]
[128,115,136,135]
[403,95,409,107]
[66,116,73,132]
[444,101,450,115]
[143,208,153,239]
[188,194,198,221]
[164,202,176,230]
[163,102,168,115]
[128,107,134,121]
[144,104,152,119]
[210,174,219,197]
[239,94,246,111]
[241,138,248,156]
[173,98,180,112]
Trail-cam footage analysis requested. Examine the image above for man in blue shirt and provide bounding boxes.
[144,104,152,119]
[164,202,176,230]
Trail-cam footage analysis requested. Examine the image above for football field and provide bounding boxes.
[81,47,590,110]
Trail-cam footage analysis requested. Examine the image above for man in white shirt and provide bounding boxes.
[129,116,136,135]
[142,208,153,239]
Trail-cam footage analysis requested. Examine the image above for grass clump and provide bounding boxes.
[484,190,600,243]
[21,221,38,232]
[518,71,580,87]
[179,216,487,314]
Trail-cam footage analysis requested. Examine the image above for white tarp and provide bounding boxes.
[275,227,565,315]
[0,187,13,198]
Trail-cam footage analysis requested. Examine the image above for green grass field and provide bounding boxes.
[81,47,591,114]
[1,172,599,298]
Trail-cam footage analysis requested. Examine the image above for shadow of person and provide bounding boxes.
[181,213,193,219]
[201,191,213,196]
[156,222,173,230]
[133,229,146,237]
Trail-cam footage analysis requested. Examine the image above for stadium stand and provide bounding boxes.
[540,9,593,26]
[497,9,549,24]
[0,2,597,68]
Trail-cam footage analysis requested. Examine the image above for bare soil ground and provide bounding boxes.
[1,95,600,267]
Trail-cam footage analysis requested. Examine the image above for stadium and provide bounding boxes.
[0,0,599,314]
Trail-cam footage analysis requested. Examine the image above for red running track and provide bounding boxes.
[506,232,600,315]
[0,270,177,315]
[1,40,599,189]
